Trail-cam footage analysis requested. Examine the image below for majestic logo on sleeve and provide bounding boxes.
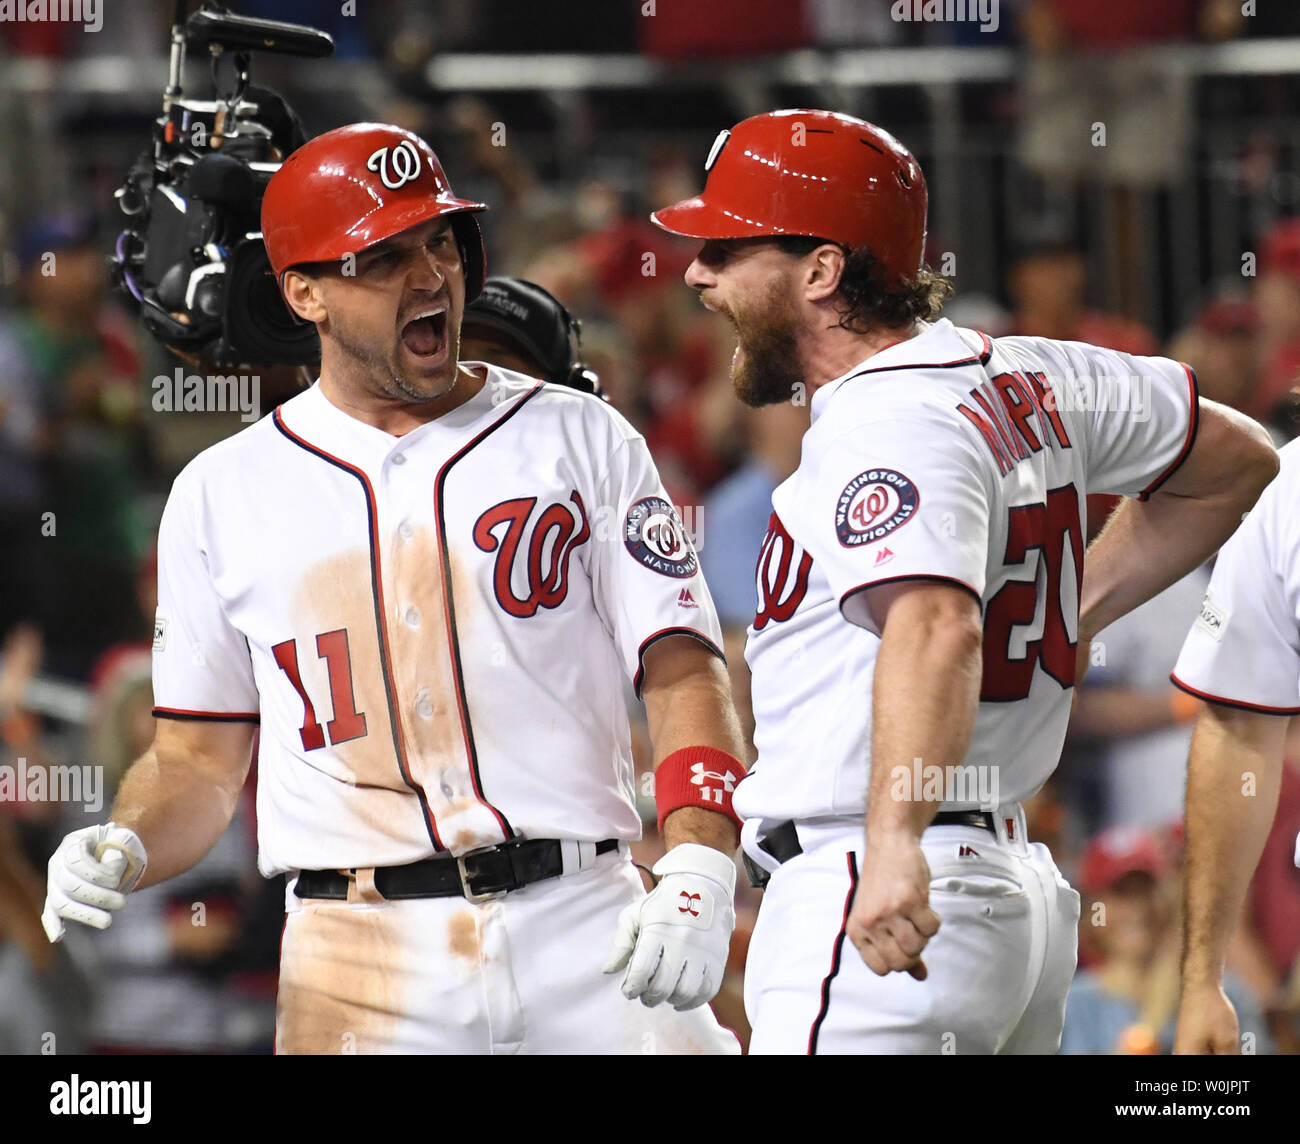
[754,513,812,630]
[835,469,919,547]
[623,497,698,578]
[474,491,591,618]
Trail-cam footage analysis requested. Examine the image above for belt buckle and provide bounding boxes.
[455,845,515,903]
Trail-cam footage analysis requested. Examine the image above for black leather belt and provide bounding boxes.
[294,838,619,903]
[743,811,998,889]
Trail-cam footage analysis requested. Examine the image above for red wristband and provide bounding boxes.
[654,746,747,835]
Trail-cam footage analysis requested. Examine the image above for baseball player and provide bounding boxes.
[1171,436,1300,1054]
[651,108,1279,1054]
[461,276,605,398]
[41,123,749,1055]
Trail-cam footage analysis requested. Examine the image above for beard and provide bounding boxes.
[327,308,459,404]
[724,281,805,408]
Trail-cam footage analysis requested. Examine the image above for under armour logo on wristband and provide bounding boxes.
[690,763,737,806]
[656,747,746,835]
[678,891,701,917]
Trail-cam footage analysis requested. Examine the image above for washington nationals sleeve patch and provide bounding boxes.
[835,469,920,548]
[624,496,698,578]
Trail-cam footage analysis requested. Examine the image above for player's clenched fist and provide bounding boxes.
[849,835,941,980]
[602,843,736,1010]
[42,823,148,942]
[1174,983,1241,1055]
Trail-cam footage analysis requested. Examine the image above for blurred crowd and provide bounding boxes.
[2,0,1300,1054]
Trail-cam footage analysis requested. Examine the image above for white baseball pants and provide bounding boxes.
[743,810,1080,1054]
[275,843,740,1054]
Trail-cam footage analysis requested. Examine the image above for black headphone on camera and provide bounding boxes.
[462,277,605,398]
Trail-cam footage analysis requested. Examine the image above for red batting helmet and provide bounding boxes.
[261,122,488,298]
[651,109,927,286]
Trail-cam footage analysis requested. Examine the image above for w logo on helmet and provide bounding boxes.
[366,140,424,190]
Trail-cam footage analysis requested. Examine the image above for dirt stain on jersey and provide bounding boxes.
[449,828,482,853]
[291,524,494,843]
[292,544,401,793]
[385,527,474,797]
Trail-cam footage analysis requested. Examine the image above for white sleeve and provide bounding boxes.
[589,433,724,695]
[785,404,991,637]
[1172,455,1300,714]
[1061,343,1199,500]
[151,471,260,721]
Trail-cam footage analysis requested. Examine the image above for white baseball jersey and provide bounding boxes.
[1172,437,1300,718]
[1171,438,1300,871]
[733,318,1198,825]
[152,365,722,876]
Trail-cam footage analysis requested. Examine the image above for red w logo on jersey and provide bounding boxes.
[753,512,812,630]
[473,491,591,618]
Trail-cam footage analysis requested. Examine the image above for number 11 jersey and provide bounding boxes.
[734,318,1197,826]
[151,366,723,875]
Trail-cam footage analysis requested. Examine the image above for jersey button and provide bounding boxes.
[404,607,420,627]
[417,698,434,718]
[391,453,406,466]
[440,782,454,799]
[398,520,413,540]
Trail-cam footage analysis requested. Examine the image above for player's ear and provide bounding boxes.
[281,269,327,325]
[803,243,846,303]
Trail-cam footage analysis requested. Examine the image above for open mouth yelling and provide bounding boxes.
[400,305,449,363]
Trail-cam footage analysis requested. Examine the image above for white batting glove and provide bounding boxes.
[602,842,736,1010]
[42,822,147,943]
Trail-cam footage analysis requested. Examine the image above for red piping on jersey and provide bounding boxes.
[272,407,445,852]
[1171,672,1300,716]
[430,381,550,841]
[632,627,727,698]
[839,574,984,632]
[808,850,859,1055]
[1138,363,1201,502]
[153,706,260,722]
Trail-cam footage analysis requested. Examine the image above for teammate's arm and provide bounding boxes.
[42,717,255,941]
[848,580,983,978]
[1175,703,1288,1054]
[1079,400,1277,645]
[640,634,745,854]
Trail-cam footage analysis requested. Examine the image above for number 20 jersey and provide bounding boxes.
[733,318,1197,827]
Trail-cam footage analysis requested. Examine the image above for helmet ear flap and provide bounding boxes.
[452,213,486,300]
